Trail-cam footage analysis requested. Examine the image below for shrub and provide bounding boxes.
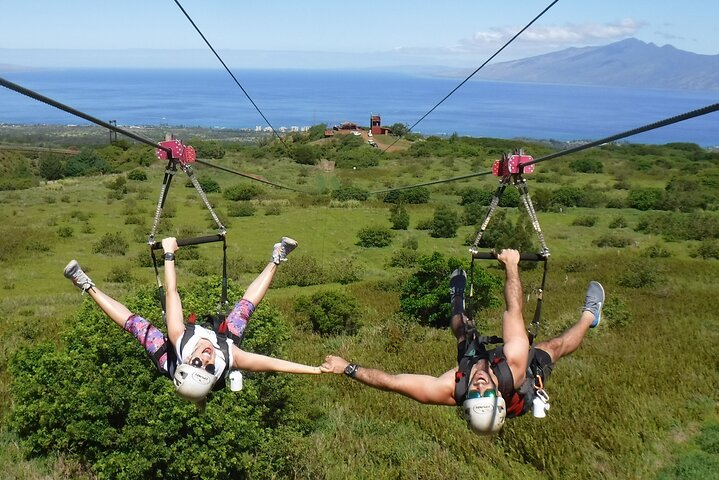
[273,255,324,287]
[399,252,502,327]
[93,232,129,256]
[458,187,492,206]
[331,185,369,202]
[387,248,420,268]
[594,234,633,248]
[604,296,631,329]
[294,289,360,335]
[627,188,663,211]
[57,225,74,238]
[106,265,134,283]
[618,262,659,288]
[609,216,627,229]
[572,215,598,227]
[325,257,364,284]
[187,176,220,193]
[389,203,410,230]
[569,157,604,173]
[38,154,64,181]
[357,226,392,248]
[415,218,433,230]
[227,202,256,217]
[8,279,303,479]
[430,206,460,238]
[696,239,719,259]
[292,144,319,165]
[402,237,419,250]
[265,204,282,216]
[127,169,147,181]
[643,243,672,258]
[223,184,261,201]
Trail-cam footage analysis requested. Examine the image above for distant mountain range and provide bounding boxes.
[459,38,719,91]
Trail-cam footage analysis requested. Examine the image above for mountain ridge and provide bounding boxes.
[465,38,719,90]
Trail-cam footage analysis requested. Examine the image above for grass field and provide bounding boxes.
[0,133,718,479]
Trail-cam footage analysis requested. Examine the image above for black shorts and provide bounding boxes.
[531,347,555,381]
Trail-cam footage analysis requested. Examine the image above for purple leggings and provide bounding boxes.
[123,298,256,367]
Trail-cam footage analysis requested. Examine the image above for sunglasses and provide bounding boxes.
[190,357,216,375]
[467,389,497,399]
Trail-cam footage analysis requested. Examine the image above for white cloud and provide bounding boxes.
[457,18,645,52]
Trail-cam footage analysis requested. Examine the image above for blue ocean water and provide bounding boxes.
[1,68,717,146]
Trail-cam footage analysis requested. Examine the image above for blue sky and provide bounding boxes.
[1,1,718,69]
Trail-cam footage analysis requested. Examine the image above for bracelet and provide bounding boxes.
[164,252,175,261]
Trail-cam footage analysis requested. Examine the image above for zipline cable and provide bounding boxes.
[172,0,291,153]
[195,158,309,193]
[0,76,172,156]
[373,101,719,195]
[525,102,719,167]
[381,0,560,154]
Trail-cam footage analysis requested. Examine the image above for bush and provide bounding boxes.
[643,243,672,258]
[294,289,360,335]
[292,144,319,165]
[8,279,304,479]
[227,202,256,217]
[569,157,604,173]
[57,225,74,238]
[618,262,659,288]
[430,206,460,238]
[93,232,129,256]
[331,185,369,202]
[458,187,492,206]
[399,252,502,327]
[387,248,420,268]
[106,265,134,283]
[572,215,598,227]
[604,296,631,329]
[594,234,633,248]
[357,226,392,248]
[223,184,261,201]
[265,204,282,216]
[187,176,220,193]
[696,239,719,259]
[390,203,410,230]
[609,216,627,229]
[273,255,324,287]
[127,169,147,181]
[627,188,663,211]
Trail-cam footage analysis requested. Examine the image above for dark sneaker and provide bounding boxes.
[449,268,467,315]
[583,281,605,328]
[64,260,95,293]
[271,237,298,264]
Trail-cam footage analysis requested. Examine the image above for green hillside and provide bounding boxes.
[1,127,718,479]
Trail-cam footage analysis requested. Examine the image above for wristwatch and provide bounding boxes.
[164,252,175,261]
[344,363,359,378]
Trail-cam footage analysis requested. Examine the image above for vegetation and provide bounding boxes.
[1,126,718,479]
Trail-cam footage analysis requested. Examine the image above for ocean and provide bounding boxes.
[1,68,717,146]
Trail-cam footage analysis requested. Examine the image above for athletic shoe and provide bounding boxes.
[449,268,467,314]
[583,281,605,328]
[63,260,95,293]
[271,237,298,264]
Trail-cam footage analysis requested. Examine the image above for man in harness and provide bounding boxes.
[322,249,605,434]
[64,236,326,405]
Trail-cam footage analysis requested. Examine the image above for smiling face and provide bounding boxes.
[187,338,216,373]
[467,359,499,396]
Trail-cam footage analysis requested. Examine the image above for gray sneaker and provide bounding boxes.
[583,281,605,328]
[64,260,95,293]
[271,237,298,264]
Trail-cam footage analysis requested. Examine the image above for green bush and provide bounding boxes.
[57,225,74,238]
[223,184,261,201]
[399,252,502,327]
[627,188,664,211]
[569,157,604,173]
[186,176,220,193]
[105,265,134,283]
[227,202,256,217]
[430,206,460,238]
[273,255,324,287]
[357,226,392,248]
[127,169,147,181]
[594,234,633,248]
[458,187,492,206]
[265,204,282,216]
[618,262,659,288]
[331,185,369,202]
[93,232,129,256]
[383,187,430,205]
[390,203,409,230]
[571,215,598,227]
[695,239,719,259]
[609,216,627,229]
[643,243,672,258]
[603,296,631,329]
[387,248,420,268]
[8,279,305,479]
[294,289,360,335]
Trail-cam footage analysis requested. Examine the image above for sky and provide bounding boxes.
[1,1,718,70]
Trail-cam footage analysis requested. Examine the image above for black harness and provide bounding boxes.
[454,333,545,418]
[150,314,240,391]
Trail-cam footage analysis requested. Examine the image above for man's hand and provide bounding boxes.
[162,237,179,254]
[322,355,350,374]
[496,248,520,267]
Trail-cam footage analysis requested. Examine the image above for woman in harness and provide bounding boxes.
[322,249,605,434]
[64,236,325,405]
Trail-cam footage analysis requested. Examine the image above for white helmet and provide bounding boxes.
[173,363,216,402]
[462,391,506,435]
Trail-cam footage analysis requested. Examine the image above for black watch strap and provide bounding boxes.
[164,252,175,261]
[344,363,359,378]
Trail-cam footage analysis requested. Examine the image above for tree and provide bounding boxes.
[430,205,460,238]
[38,154,64,181]
[357,226,393,247]
[390,203,410,230]
[390,122,409,137]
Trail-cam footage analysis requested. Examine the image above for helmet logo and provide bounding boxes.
[192,372,212,384]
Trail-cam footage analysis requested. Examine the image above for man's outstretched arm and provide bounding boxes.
[322,355,456,406]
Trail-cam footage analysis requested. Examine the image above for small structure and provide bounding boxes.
[370,113,391,135]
